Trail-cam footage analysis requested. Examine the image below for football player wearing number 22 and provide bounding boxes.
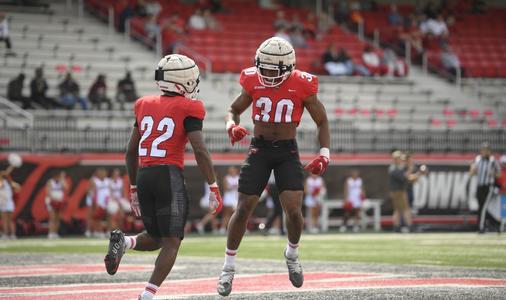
[103,54,223,300]
[217,37,330,296]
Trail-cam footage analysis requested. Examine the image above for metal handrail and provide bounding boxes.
[0,96,34,128]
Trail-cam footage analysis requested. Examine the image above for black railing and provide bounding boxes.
[1,128,504,153]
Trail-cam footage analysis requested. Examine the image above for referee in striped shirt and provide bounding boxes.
[469,142,501,233]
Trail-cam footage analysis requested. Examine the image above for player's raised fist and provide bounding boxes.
[129,185,141,217]
[226,121,249,145]
[209,183,223,215]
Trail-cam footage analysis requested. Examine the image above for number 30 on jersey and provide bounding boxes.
[254,97,294,123]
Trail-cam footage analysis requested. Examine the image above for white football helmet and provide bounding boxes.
[155,54,200,99]
[255,37,296,87]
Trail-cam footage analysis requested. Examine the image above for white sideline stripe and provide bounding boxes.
[306,274,405,283]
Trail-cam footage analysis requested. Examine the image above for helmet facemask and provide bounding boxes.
[254,37,296,88]
[256,60,293,88]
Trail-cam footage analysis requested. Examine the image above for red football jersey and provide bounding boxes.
[240,67,318,125]
[134,95,205,169]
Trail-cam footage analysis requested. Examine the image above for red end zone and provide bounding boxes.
[1,270,505,299]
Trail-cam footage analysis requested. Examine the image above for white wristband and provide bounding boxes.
[226,120,236,130]
[209,182,218,188]
[320,148,330,159]
[130,185,137,189]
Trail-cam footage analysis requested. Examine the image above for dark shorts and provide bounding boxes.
[137,164,189,239]
[238,138,304,197]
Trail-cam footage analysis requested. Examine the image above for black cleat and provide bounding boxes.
[104,229,125,275]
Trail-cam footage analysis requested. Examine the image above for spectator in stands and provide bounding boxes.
[188,8,206,30]
[259,0,281,10]
[333,0,350,25]
[145,0,161,17]
[349,1,364,30]
[274,25,290,42]
[198,0,225,13]
[289,14,304,32]
[116,71,137,110]
[362,45,387,76]
[160,12,186,54]
[322,44,369,76]
[273,10,289,30]
[423,14,449,38]
[203,9,221,31]
[7,73,32,109]
[161,12,185,35]
[0,13,15,56]
[388,4,403,26]
[441,44,465,78]
[399,14,424,56]
[58,73,88,110]
[302,13,317,39]
[145,15,160,40]
[423,0,438,19]
[88,74,112,110]
[289,27,307,49]
[322,44,352,76]
[383,48,408,77]
[317,11,336,33]
[134,0,148,17]
[388,150,412,233]
[30,68,61,109]
[117,0,133,33]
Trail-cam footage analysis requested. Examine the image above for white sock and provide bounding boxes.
[140,283,158,300]
[285,242,299,258]
[124,235,137,251]
[224,248,237,268]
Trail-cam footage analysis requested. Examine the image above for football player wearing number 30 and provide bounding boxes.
[218,37,330,296]
[103,54,223,300]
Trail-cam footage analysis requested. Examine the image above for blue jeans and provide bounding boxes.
[61,95,88,110]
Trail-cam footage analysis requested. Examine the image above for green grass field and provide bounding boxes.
[1,233,505,269]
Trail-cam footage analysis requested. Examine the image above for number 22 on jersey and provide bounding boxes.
[138,116,175,157]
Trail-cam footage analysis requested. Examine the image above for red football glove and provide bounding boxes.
[304,155,329,175]
[227,123,249,145]
[130,186,141,217]
[209,185,223,215]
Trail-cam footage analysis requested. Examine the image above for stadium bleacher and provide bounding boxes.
[0,0,504,154]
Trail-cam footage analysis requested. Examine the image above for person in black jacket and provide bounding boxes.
[7,73,31,109]
[30,68,61,109]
